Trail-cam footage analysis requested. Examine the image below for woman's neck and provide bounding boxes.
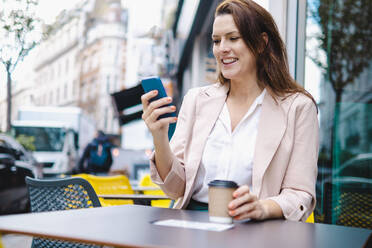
[228,77,262,104]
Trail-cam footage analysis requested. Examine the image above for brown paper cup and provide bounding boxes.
[208,180,238,224]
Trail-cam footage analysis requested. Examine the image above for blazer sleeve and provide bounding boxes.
[149,89,197,199]
[268,96,319,221]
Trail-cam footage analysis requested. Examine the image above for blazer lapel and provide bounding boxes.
[252,93,286,196]
[192,83,229,160]
[182,84,229,205]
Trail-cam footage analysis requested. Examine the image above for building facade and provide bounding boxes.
[14,0,128,134]
[119,0,178,149]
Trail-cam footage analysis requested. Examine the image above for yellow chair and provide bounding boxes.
[0,233,4,248]
[139,174,171,208]
[73,174,134,207]
[306,212,314,223]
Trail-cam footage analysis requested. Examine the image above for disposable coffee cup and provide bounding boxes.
[208,180,238,224]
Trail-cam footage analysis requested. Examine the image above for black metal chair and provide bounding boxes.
[25,176,102,248]
[323,177,372,229]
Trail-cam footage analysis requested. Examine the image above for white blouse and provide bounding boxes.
[192,89,266,203]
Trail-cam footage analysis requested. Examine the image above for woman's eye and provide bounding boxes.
[213,40,220,44]
[230,37,239,41]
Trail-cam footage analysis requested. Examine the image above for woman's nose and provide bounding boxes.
[219,40,231,53]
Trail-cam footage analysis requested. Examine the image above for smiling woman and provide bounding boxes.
[141,0,319,223]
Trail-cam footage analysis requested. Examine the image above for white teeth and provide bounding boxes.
[222,58,237,64]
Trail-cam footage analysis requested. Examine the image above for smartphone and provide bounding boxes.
[141,77,176,119]
[141,76,176,140]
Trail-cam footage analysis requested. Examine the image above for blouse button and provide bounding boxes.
[300,205,304,211]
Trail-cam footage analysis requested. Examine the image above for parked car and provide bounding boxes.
[316,153,372,210]
[0,134,41,215]
[318,153,372,183]
[332,153,372,179]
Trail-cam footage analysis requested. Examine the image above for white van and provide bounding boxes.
[11,107,95,176]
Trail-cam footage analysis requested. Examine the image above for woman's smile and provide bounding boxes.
[221,57,238,65]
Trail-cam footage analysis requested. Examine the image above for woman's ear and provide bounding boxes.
[259,32,268,53]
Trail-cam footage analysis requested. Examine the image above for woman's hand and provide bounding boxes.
[228,185,283,221]
[141,90,177,139]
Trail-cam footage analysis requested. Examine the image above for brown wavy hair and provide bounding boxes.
[215,0,316,105]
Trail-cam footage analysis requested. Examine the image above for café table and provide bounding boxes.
[0,205,370,248]
[98,194,170,206]
[131,186,161,192]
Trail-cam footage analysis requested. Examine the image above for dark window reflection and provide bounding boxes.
[305,0,372,229]
[13,126,65,152]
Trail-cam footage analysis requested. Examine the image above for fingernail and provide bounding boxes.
[174,117,178,122]
[171,106,176,110]
[167,97,172,101]
[153,90,158,94]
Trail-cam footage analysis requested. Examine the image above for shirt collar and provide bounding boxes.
[256,88,266,106]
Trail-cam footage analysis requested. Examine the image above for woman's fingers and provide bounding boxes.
[141,90,158,109]
[233,209,262,221]
[145,106,177,129]
[232,185,250,198]
[228,185,252,209]
[227,184,265,220]
[147,97,173,114]
[149,116,177,130]
[141,90,177,138]
[148,106,176,122]
[228,192,257,210]
[229,200,257,217]
[142,95,173,120]
[229,199,265,220]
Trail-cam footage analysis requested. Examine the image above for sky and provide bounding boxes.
[0,0,164,90]
[37,0,163,28]
[37,0,79,24]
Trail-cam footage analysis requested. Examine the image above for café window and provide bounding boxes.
[303,0,372,228]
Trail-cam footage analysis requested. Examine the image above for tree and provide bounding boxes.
[310,0,372,169]
[0,0,42,132]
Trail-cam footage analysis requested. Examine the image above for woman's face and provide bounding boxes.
[212,14,256,82]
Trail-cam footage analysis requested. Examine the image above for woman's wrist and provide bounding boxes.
[152,132,173,181]
[259,199,284,220]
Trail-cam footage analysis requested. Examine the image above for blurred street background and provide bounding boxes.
[1,1,372,246]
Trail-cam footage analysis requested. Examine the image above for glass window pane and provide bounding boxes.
[304,0,372,228]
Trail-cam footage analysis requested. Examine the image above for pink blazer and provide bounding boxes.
[150,83,319,221]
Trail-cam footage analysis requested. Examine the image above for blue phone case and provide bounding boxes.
[141,77,176,119]
[141,77,177,140]
[141,77,168,101]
